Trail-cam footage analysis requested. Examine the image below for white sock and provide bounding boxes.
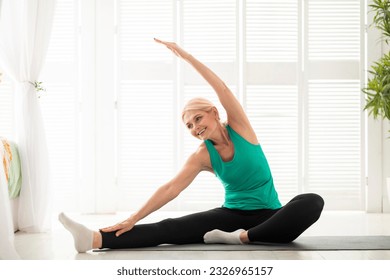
[58,212,93,253]
[203,229,245,245]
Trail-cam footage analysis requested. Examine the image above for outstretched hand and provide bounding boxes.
[154,38,191,60]
[100,217,136,237]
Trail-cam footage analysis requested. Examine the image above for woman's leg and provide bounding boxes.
[247,193,324,243]
[60,208,252,252]
[59,194,323,252]
[99,207,251,249]
[203,193,324,245]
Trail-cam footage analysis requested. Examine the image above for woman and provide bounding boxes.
[59,39,324,253]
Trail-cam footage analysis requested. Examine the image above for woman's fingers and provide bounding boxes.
[100,224,120,232]
[100,221,125,232]
[154,38,188,58]
[154,37,172,46]
[115,227,132,237]
[154,38,171,48]
[100,219,135,236]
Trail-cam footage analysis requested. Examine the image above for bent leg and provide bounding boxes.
[247,193,324,243]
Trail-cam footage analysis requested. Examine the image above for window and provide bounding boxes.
[115,0,365,211]
[245,0,300,203]
[305,0,364,209]
[40,0,80,211]
[0,0,366,212]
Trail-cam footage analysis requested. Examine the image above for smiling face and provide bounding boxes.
[183,109,219,140]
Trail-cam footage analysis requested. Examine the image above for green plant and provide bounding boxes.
[363,0,390,122]
[29,81,46,93]
[363,53,390,120]
[371,0,390,42]
[29,81,46,98]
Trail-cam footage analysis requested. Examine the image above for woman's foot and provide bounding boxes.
[58,212,94,253]
[203,229,247,245]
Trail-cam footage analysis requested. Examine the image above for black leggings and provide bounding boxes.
[100,193,324,249]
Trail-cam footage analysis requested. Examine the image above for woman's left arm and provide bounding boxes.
[155,38,256,140]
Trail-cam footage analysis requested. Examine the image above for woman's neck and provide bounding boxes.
[208,123,231,147]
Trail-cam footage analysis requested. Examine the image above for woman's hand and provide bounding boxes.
[154,38,191,60]
[100,216,136,237]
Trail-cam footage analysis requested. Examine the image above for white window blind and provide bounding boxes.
[40,0,80,211]
[305,0,363,209]
[246,85,299,203]
[308,0,361,60]
[45,0,77,63]
[116,0,176,210]
[246,0,298,62]
[245,0,299,204]
[182,0,236,62]
[1,0,366,212]
[177,0,237,210]
[119,0,173,61]
[117,81,175,209]
[115,0,364,211]
[307,80,362,208]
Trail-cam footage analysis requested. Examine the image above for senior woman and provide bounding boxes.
[59,39,324,252]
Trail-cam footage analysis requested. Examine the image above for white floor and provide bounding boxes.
[13,211,390,260]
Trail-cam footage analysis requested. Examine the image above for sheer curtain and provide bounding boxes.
[0,145,20,259]
[0,0,56,233]
[0,0,20,260]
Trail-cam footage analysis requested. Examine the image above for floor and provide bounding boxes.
[13,210,390,260]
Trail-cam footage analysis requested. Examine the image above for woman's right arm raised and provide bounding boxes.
[155,38,258,144]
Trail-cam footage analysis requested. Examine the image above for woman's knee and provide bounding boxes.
[158,218,177,232]
[293,193,324,211]
[303,193,325,223]
[309,193,324,212]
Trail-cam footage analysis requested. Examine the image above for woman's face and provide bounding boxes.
[183,109,218,140]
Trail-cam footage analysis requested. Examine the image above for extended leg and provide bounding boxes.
[100,207,250,249]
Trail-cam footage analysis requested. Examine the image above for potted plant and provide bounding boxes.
[363,0,390,205]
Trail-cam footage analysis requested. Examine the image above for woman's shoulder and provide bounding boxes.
[195,142,210,161]
[192,142,213,172]
[226,122,259,145]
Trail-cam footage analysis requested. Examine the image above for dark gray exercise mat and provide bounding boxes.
[92,236,390,251]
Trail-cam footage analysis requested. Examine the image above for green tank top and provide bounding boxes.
[204,125,281,210]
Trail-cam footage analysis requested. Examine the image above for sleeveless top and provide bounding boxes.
[204,125,281,210]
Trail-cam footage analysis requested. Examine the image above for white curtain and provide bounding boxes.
[0,146,20,259]
[0,0,56,233]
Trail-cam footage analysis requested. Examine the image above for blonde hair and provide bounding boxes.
[181,97,216,122]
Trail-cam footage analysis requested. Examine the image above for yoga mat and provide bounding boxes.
[93,236,390,252]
